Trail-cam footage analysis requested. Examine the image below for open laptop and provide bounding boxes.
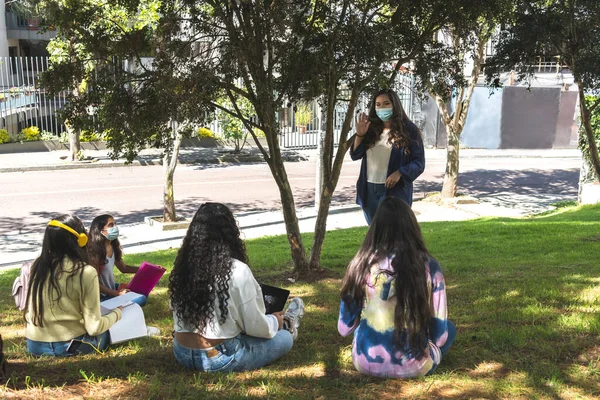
[260,284,290,314]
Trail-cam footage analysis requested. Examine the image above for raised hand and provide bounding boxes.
[355,112,371,137]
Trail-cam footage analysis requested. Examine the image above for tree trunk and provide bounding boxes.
[163,126,182,222]
[277,174,309,274]
[259,113,309,275]
[308,87,360,270]
[66,122,81,161]
[441,130,460,198]
[577,84,600,182]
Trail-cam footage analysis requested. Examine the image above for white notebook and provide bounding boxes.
[100,296,147,344]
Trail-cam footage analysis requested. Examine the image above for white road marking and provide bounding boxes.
[0,175,357,198]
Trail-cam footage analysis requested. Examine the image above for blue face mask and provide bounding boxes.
[102,226,119,241]
[376,108,393,121]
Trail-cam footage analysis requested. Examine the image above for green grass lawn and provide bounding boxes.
[1,204,600,399]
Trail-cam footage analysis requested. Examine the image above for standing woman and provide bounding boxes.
[169,203,304,372]
[88,214,146,306]
[352,88,425,224]
[338,197,455,378]
[25,215,122,356]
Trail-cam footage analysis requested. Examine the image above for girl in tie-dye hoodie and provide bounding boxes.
[338,197,456,378]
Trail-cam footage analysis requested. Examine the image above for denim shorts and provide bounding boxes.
[173,330,293,372]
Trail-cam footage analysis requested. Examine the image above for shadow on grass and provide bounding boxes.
[2,206,600,398]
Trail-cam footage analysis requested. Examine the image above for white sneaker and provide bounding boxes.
[146,326,160,337]
[283,297,304,340]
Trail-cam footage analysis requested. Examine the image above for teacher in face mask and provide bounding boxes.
[351,88,425,225]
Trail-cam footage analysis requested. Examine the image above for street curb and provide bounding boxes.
[0,154,309,173]
[0,205,364,270]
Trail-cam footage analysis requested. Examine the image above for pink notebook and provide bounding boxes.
[125,261,166,297]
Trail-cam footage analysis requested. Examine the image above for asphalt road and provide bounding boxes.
[0,153,581,235]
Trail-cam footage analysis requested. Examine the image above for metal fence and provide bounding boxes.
[279,73,417,149]
[0,56,67,138]
[0,56,418,147]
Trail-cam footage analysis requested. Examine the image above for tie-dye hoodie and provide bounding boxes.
[338,255,448,378]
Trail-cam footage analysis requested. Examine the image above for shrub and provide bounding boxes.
[197,127,215,138]
[295,102,313,126]
[0,129,9,144]
[80,130,101,142]
[21,126,40,141]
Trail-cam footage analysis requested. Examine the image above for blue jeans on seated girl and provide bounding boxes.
[426,320,457,375]
[173,330,293,372]
[100,283,148,307]
[26,331,111,357]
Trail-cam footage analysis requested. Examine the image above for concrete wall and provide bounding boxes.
[500,86,561,149]
[0,2,8,57]
[554,90,578,148]
[460,87,503,149]
[424,85,579,150]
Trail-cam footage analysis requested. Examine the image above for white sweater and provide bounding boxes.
[173,259,279,339]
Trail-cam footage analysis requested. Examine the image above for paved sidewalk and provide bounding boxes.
[0,196,559,270]
[0,147,582,173]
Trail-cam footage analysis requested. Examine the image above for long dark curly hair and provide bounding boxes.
[169,203,247,333]
[87,214,122,270]
[341,197,432,357]
[362,88,419,154]
[28,215,89,327]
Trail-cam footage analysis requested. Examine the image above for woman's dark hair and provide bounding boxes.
[169,203,247,334]
[28,215,89,327]
[362,88,419,154]
[87,214,122,269]
[340,197,432,356]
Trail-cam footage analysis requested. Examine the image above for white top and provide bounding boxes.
[173,258,279,340]
[366,129,392,184]
[99,252,116,290]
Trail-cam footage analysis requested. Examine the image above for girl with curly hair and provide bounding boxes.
[25,215,122,356]
[169,203,304,372]
[352,88,425,224]
[88,214,146,306]
[338,197,455,378]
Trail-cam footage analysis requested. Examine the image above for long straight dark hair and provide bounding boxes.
[341,197,432,354]
[28,215,89,327]
[362,88,419,154]
[87,214,122,270]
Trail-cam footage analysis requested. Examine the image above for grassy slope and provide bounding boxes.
[1,205,599,399]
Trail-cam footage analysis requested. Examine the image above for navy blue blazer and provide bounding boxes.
[350,121,425,207]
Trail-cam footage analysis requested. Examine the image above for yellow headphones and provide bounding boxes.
[48,220,88,247]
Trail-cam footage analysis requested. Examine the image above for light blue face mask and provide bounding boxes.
[376,108,393,121]
[102,226,119,241]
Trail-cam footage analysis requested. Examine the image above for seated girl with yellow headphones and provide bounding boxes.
[25,215,123,356]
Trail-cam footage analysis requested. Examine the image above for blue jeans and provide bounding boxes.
[173,330,294,372]
[363,183,387,225]
[26,331,111,357]
[427,320,457,375]
[100,283,148,307]
[440,320,456,356]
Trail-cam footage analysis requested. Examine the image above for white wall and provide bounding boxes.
[0,1,9,57]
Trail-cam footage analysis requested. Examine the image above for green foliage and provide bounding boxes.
[217,92,256,152]
[0,129,9,144]
[295,103,312,127]
[80,130,106,142]
[578,96,600,165]
[20,126,40,141]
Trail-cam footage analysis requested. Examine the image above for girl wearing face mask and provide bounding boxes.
[352,89,425,225]
[88,214,147,306]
